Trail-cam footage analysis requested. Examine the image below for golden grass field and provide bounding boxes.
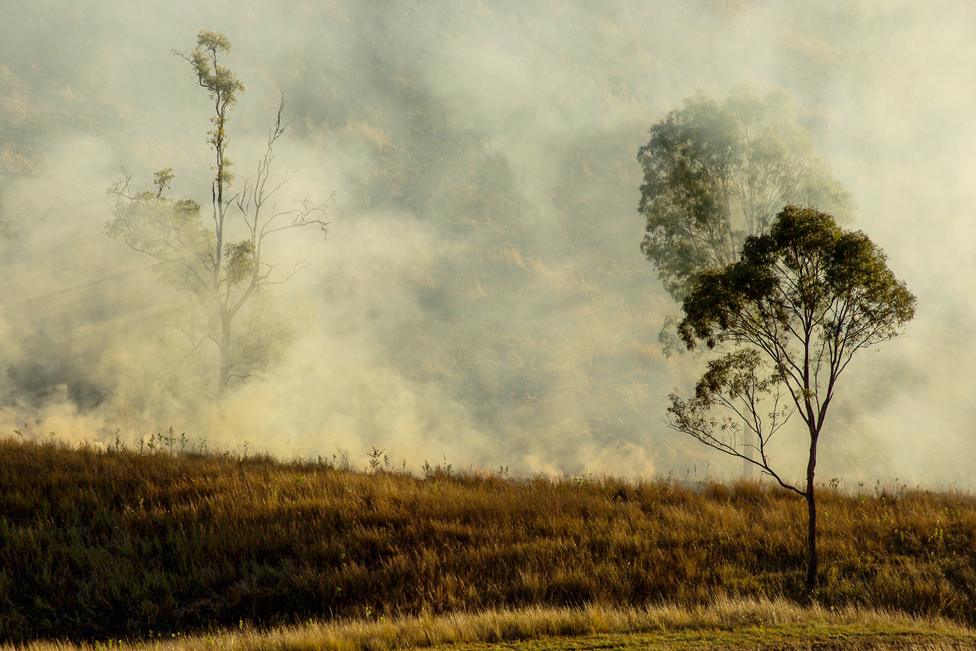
[3,437,976,646]
[15,600,976,650]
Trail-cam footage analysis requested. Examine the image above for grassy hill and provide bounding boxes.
[3,437,976,643]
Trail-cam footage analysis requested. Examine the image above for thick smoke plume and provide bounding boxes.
[1,1,974,484]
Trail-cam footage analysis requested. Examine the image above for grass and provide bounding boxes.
[16,599,976,650]
[3,437,976,643]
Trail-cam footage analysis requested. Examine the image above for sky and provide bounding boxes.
[1,0,975,486]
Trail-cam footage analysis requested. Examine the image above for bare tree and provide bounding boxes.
[107,30,328,394]
[668,349,796,492]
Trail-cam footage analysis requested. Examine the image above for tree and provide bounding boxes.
[638,88,855,475]
[107,30,328,394]
[637,88,852,303]
[667,205,915,594]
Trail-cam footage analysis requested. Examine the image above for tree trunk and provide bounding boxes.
[805,487,817,593]
[804,432,819,594]
[217,316,231,395]
[742,427,755,480]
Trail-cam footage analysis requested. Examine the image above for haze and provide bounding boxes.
[1,1,972,486]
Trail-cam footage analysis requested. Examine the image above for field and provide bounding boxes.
[4,437,976,646]
[15,600,976,650]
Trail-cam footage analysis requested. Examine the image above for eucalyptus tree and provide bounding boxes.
[668,205,915,593]
[108,31,328,394]
[637,88,852,302]
[638,88,854,473]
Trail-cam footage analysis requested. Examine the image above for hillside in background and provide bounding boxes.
[6,1,975,485]
[3,437,976,642]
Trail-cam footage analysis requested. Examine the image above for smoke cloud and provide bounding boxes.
[1,1,974,485]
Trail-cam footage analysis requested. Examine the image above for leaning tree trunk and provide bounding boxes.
[804,431,820,594]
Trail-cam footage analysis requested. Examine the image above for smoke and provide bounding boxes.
[1,0,974,484]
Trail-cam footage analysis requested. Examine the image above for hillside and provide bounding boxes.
[3,438,976,642]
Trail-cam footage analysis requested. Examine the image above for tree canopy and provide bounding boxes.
[678,206,915,377]
[638,88,853,301]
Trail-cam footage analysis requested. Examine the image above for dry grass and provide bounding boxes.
[16,599,976,650]
[3,438,976,643]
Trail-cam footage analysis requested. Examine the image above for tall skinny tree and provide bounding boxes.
[668,205,915,594]
[108,30,328,394]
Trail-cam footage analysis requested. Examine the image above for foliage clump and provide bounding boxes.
[638,88,852,302]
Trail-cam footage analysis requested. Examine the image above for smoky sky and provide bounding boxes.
[2,1,975,486]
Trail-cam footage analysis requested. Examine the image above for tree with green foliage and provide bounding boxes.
[637,88,852,303]
[107,30,328,395]
[667,205,916,594]
[638,88,855,475]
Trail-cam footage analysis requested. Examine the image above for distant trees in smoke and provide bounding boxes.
[637,87,852,305]
[107,31,329,395]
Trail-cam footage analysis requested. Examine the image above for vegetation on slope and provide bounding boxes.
[2,438,976,642]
